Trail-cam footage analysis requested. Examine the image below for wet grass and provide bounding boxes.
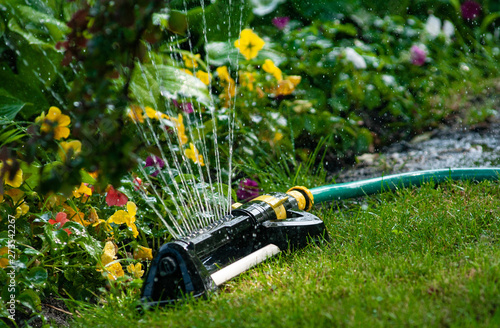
[70,179,500,327]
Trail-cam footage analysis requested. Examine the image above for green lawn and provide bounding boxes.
[71,179,500,327]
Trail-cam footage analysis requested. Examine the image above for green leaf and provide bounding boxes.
[174,174,197,183]
[77,238,101,261]
[481,12,500,32]
[25,267,48,286]
[213,183,237,202]
[80,169,97,185]
[186,0,253,43]
[18,290,41,312]
[20,162,41,190]
[0,127,26,148]
[23,248,42,256]
[0,65,49,118]
[7,5,70,46]
[0,94,30,120]
[130,63,211,110]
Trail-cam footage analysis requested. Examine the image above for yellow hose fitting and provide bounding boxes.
[286,186,314,211]
[251,195,287,220]
[231,202,243,210]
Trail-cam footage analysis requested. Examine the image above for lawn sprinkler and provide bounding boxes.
[140,168,500,307]
[140,186,325,307]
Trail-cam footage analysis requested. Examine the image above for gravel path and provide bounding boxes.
[336,120,500,182]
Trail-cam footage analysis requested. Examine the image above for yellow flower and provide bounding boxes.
[128,105,145,123]
[273,75,302,96]
[0,161,23,188]
[37,106,71,140]
[98,242,125,280]
[185,143,205,166]
[134,246,153,260]
[101,241,117,266]
[196,70,212,86]
[0,247,9,268]
[182,68,194,76]
[127,263,144,279]
[274,132,283,142]
[262,59,283,81]
[216,66,231,83]
[107,201,139,238]
[241,72,256,91]
[105,262,125,281]
[183,54,200,68]
[234,29,265,60]
[170,114,188,145]
[145,106,168,120]
[58,140,82,160]
[15,203,29,218]
[0,194,3,203]
[72,183,92,198]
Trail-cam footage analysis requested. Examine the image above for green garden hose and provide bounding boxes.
[308,168,500,205]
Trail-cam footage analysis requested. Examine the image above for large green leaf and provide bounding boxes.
[0,93,30,120]
[130,63,212,110]
[7,5,70,46]
[187,0,253,44]
[0,64,49,118]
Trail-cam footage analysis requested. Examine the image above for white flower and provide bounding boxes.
[382,75,396,86]
[425,15,441,39]
[442,20,454,38]
[344,47,367,69]
[250,0,286,16]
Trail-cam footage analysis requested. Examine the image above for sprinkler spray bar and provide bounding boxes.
[140,167,500,307]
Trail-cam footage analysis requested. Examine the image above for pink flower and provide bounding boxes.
[236,179,259,201]
[461,1,481,20]
[410,45,426,66]
[106,186,128,206]
[172,99,194,114]
[272,17,290,30]
[49,212,72,235]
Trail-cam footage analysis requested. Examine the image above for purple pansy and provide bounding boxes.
[461,0,481,20]
[272,17,290,30]
[236,179,259,201]
[145,155,165,177]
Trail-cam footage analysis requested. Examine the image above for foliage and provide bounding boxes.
[0,0,499,325]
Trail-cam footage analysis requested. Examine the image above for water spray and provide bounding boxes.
[140,167,500,307]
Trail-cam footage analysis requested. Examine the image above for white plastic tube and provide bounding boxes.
[210,244,281,286]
